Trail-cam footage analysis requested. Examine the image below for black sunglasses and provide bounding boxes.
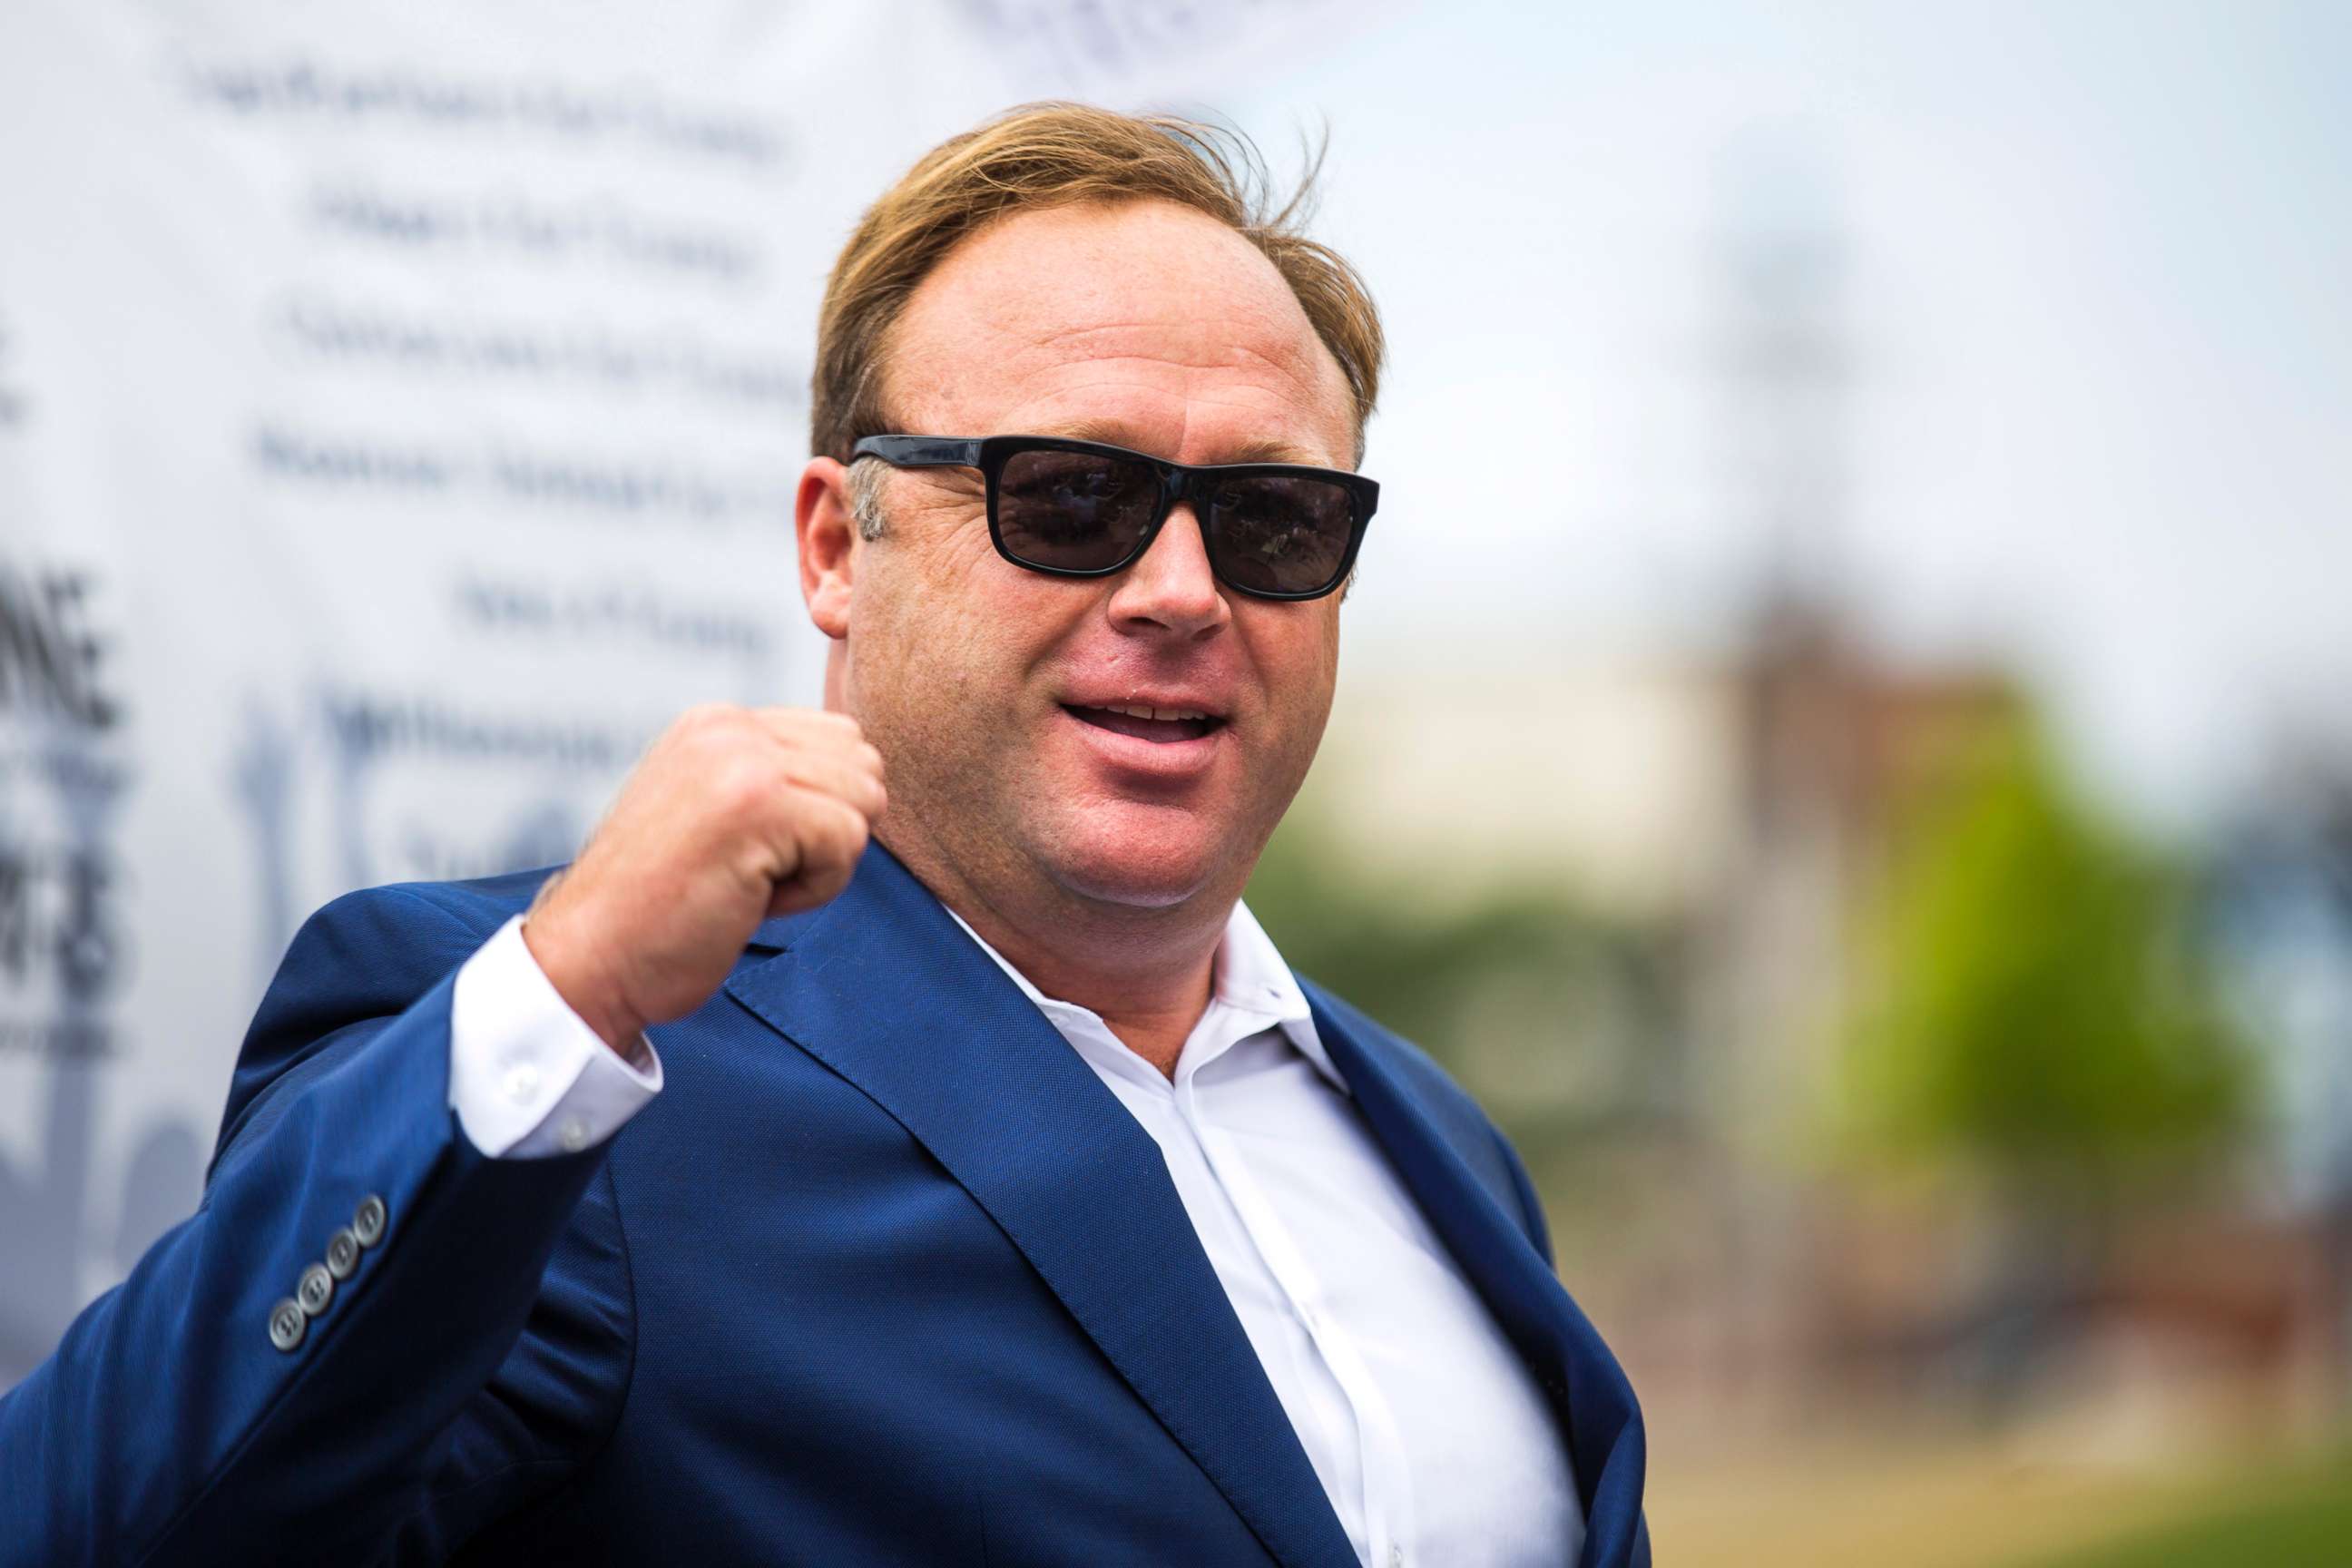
[848,434,1377,602]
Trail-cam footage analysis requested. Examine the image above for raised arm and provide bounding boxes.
[0,886,633,1564]
[0,702,887,1563]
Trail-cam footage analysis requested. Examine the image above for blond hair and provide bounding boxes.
[811,102,1384,473]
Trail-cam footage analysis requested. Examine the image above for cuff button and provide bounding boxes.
[353,1194,388,1249]
[297,1261,335,1317]
[269,1298,307,1352]
[325,1227,361,1280]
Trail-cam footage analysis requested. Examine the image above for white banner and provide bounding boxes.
[0,0,1360,1380]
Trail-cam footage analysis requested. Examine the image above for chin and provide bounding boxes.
[1042,811,1228,911]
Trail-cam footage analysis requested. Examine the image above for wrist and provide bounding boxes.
[520,906,647,1055]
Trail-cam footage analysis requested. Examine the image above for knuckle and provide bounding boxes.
[838,811,872,860]
[672,705,748,763]
[711,756,779,818]
[817,798,869,856]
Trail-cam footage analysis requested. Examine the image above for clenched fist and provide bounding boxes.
[522,704,887,1052]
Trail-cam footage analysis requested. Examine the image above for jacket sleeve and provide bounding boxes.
[0,883,636,1567]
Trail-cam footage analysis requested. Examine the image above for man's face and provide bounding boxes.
[834,199,1359,916]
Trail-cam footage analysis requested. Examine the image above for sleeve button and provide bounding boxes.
[297,1261,335,1317]
[269,1298,307,1352]
[325,1227,361,1279]
[352,1194,388,1249]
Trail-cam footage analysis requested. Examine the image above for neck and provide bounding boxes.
[876,821,1229,1080]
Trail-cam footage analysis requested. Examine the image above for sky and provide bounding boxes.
[1195,0,2352,835]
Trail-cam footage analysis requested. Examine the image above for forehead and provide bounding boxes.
[881,200,1357,469]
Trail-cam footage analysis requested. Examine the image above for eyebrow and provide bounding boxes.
[1027,416,1338,469]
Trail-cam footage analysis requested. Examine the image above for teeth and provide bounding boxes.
[1100,702,1209,722]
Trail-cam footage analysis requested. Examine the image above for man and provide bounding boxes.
[0,104,1648,1565]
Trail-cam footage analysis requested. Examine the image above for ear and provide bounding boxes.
[796,456,858,640]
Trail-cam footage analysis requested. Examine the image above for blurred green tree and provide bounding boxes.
[1838,718,2251,1201]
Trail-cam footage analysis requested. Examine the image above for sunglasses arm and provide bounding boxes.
[849,436,985,467]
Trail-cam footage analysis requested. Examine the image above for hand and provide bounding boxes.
[522,705,887,1052]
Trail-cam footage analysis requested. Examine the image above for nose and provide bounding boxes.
[1106,504,1230,640]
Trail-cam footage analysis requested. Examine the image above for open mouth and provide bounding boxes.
[1062,702,1226,744]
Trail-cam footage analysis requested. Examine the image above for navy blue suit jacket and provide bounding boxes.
[1,844,1649,1565]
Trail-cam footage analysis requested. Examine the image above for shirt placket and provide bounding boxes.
[1177,1051,1420,1568]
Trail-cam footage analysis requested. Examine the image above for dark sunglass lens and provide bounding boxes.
[995,449,1161,572]
[1205,475,1357,596]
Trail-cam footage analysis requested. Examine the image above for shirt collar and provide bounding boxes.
[941,897,1348,1096]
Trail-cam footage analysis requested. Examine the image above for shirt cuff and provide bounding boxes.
[448,914,663,1159]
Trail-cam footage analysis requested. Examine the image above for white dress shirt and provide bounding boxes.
[446,903,1582,1568]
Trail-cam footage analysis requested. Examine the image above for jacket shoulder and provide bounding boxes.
[211,866,565,1171]
[244,868,558,1046]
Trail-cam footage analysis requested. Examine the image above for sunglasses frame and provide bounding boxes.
[848,434,1378,602]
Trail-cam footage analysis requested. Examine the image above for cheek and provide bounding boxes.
[1242,606,1342,720]
[851,540,1092,730]
[857,515,996,656]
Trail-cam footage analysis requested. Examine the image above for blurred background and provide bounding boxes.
[3,3,2347,1563]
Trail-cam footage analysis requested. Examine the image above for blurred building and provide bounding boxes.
[1311,597,2352,1462]
[1300,123,2352,1462]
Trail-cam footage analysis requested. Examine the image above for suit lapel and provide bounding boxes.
[724,847,1358,1568]
[1306,991,1651,1568]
